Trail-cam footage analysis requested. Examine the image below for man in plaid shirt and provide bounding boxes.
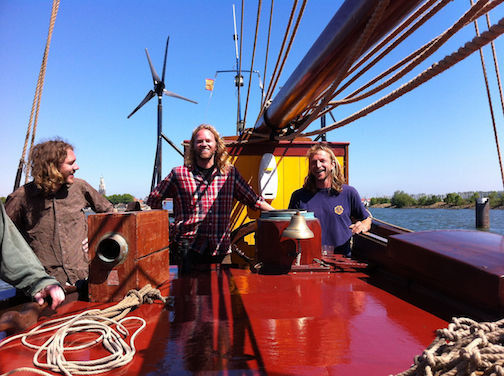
[147,124,274,270]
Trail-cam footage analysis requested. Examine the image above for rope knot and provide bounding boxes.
[126,288,143,305]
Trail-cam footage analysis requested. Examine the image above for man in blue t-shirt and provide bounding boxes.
[288,144,371,256]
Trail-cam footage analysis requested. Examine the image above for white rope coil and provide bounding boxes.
[393,317,504,376]
[0,284,170,376]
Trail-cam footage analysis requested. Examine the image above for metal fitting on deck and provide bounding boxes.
[96,232,129,266]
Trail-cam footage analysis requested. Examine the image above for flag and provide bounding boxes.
[205,79,215,91]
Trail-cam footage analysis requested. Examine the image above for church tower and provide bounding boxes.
[99,176,106,196]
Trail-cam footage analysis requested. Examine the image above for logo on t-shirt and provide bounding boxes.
[334,205,344,215]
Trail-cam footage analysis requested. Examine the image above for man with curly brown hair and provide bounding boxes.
[5,138,113,286]
[289,143,371,256]
[147,124,274,271]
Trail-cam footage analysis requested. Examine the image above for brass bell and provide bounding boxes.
[282,212,314,239]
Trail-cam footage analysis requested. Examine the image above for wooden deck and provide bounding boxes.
[0,265,447,375]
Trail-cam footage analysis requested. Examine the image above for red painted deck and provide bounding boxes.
[0,265,447,375]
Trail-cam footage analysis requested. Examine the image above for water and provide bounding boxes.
[369,207,504,236]
[2,208,503,293]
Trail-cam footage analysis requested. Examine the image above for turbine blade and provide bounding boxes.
[162,36,169,84]
[127,90,156,118]
[145,48,161,84]
[163,89,198,104]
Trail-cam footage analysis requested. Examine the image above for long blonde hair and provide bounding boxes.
[30,138,74,195]
[184,124,230,173]
[303,143,346,193]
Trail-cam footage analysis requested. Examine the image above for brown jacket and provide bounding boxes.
[5,178,113,285]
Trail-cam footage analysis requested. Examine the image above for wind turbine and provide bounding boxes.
[128,36,197,192]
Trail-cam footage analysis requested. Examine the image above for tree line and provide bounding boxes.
[370,190,504,208]
[104,194,135,205]
[1,194,135,206]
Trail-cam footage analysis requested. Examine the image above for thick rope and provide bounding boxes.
[319,0,503,121]
[344,0,443,87]
[311,0,504,125]
[392,317,504,376]
[261,0,274,108]
[328,0,491,107]
[243,0,263,129]
[301,16,504,139]
[0,285,170,376]
[15,0,60,189]
[257,0,305,123]
[326,0,451,111]
[279,0,391,139]
[245,0,504,143]
[483,8,504,190]
[237,0,244,128]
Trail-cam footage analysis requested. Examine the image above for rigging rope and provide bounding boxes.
[257,0,307,124]
[326,0,494,108]
[301,16,504,138]
[259,0,298,118]
[239,0,504,144]
[264,0,391,140]
[0,285,170,376]
[316,0,504,121]
[261,0,275,108]
[344,0,443,89]
[243,0,263,129]
[237,0,244,130]
[482,6,504,190]
[324,0,450,115]
[13,0,60,191]
[237,8,504,145]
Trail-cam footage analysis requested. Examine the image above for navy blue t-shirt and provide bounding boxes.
[288,185,368,250]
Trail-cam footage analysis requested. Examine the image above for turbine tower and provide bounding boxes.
[128,36,197,192]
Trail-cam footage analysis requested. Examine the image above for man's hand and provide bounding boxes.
[34,284,65,310]
[82,237,89,253]
[349,217,372,235]
[258,200,275,211]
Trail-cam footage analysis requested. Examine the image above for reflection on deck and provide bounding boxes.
[150,266,444,375]
[1,265,447,375]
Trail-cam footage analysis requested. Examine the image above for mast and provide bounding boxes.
[253,0,423,134]
[233,4,244,134]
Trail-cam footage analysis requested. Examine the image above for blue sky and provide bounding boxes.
[1,1,504,200]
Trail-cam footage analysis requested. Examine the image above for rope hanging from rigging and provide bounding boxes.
[243,0,263,130]
[257,0,307,124]
[13,0,60,192]
[243,1,504,143]
[300,15,504,140]
[235,0,504,145]
[473,0,504,191]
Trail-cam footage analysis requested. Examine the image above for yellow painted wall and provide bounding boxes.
[229,149,346,261]
[230,153,346,225]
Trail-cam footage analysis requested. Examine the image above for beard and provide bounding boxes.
[196,149,216,162]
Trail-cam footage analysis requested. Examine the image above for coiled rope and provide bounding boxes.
[0,284,170,376]
[392,317,504,376]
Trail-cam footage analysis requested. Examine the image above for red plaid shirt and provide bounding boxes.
[147,165,263,255]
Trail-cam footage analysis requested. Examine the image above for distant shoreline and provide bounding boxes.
[369,202,504,210]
